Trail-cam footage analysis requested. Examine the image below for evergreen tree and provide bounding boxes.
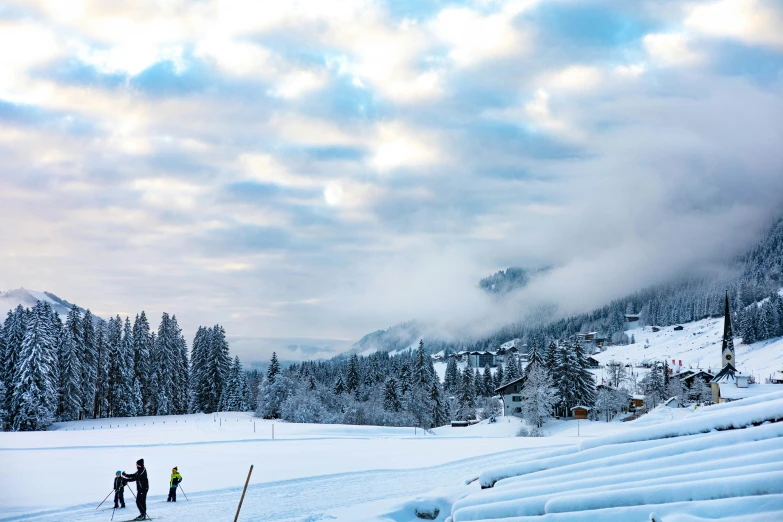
[60,306,84,421]
[398,364,411,396]
[482,365,494,397]
[414,340,431,389]
[345,354,360,394]
[383,377,401,412]
[545,341,558,374]
[220,356,248,411]
[430,378,447,427]
[93,320,110,418]
[2,306,26,426]
[474,368,483,397]
[333,374,346,395]
[132,311,152,413]
[188,326,209,413]
[494,364,504,390]
[572,341,597,408]
[80,310,97,419]
[267,351,280,383]
[171,315,189,414]
[456,367,476,420]
[444,357,459,393]
[200,323,230,413]
[11,302,58,431]
[527,339,544,368]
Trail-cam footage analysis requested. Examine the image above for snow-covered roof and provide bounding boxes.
[570,405,592,411]
[711,364,738,383]
[632,394,645,400]
[718,383,782,400]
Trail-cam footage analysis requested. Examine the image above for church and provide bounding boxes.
[711,291,780,402]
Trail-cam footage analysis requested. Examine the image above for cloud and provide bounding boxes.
[685,0,783,49]
[1,0,782,363]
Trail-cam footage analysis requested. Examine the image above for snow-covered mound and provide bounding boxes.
[445,391,783,521]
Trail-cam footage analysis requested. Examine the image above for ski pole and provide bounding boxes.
[97,488,114,509]
[178,483,189,501]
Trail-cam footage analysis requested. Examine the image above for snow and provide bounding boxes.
[592,318,783,383]
[718,383,782,400]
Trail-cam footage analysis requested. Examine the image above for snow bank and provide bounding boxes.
[450,394,783,522]
[579,397,783,451]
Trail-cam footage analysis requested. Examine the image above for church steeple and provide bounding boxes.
[721,290,735,369]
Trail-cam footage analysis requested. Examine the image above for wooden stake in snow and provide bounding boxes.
[233,465,254,522]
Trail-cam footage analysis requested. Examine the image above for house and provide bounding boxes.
[467,351,495,368]
[663,397,682,408]
[631,394,645,410]
[577,332,598,342]
[585,356,601,369]
[679,369,715,388]
[570,406,591,420]
[772,369,783,384]
[496,377,526,417]
[625,313,640,323]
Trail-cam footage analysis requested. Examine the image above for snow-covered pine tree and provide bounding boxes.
[132,311,152,414]
[398,363,411,396]
[267,351,280,383]
[506,356,520,383]
[346,354,360,395]
[520,365,557,429]
[545,341,558,375]
[188,326,208,413]
[117,317,139,417]
[691,377,713,405]
[483,365,493,397]
[528,339,544,368]
[430,377,447,427]
[573,340,597,408]
[11,302,58,431]
[106,316,123,417]
[333,374,346,395]
[494,364,504,389]
[553,341,576,417]
[473,368,483,397]
[414,340,431,390]
[0,379,8,430]
[456,366,476,420]
[220,356,247,411]
[93,320,109,418]
[383,377,401,412]
[1,306,26,426]
[171,315,189,414]
[80,310,97,419]
[59,306,84,421]
[444,357,459,393]
[153,313,178,415]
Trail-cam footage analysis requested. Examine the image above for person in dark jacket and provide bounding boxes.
[113,471,126,509]
[123,458,149,521]
[167,466,182,502]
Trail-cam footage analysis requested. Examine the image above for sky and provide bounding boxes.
[1,0,782,362]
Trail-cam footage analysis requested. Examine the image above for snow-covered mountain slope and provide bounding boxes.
[593,318,783,383]
[0,287,84,317]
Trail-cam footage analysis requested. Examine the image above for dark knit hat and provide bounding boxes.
[136,458,144,467]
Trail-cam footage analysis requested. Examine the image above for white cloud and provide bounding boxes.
[370,123,441,172]
[686,0,783,49]
[432,2,535,66]
[541,65,603,92]
[643,33,704,67]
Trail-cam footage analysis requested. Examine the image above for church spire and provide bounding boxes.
[721,290,735,369]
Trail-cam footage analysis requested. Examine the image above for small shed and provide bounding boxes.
[631,394,645,409]
[663,397,682,408]
[570,406,591,420]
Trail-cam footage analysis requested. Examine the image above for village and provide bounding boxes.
[434,296,783,425]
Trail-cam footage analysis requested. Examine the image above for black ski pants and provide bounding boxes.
[168,486,177,501]
[136,489,148,516]
[114,489,125,508]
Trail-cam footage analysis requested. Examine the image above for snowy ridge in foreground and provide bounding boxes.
[443,392,783,522]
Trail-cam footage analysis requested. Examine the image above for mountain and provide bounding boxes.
[0,288,86,318]
[350,212,783,356]
[479,266,551,294]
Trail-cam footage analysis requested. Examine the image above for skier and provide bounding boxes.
[122,458,149,521]
[167,466,182,502]
[113,471,126,509]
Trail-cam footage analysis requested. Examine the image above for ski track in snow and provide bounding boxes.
[1,447,554,522]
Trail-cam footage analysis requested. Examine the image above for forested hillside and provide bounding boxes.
[356,213,783,355]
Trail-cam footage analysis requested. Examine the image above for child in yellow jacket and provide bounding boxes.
[167,467,182,502]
